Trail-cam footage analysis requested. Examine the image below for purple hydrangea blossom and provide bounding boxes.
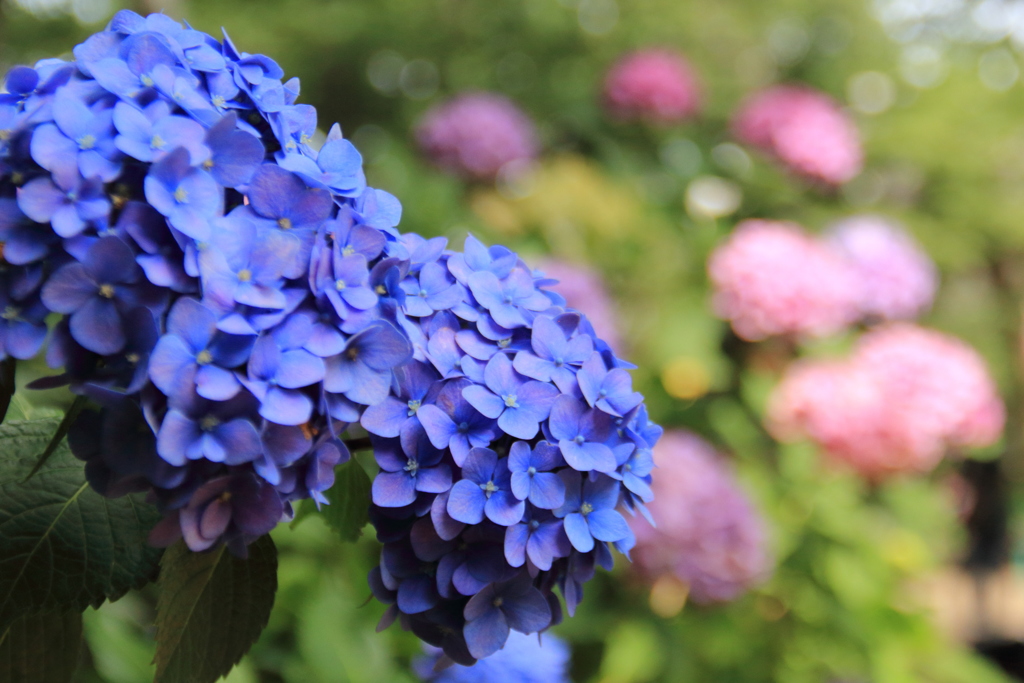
[507,441,565,509]
[148,296,252,402]
[0,199,58,265]
[112,100,209,164]
[361,361,441,438]
[462,353,558,441]
[462,575,551,660]
[144,147,222,239]
[446,447,524,527]
[418,378,497,466]
[371,422,453,508]
[467,268,550,329]
[556,470,632,554]
[40,236,164,355]
[30,88,121,182]
[156,393,262,466]
[324,321,413,406]
[241,333,325,425]
[0,265,49,361]
[546,395,616,473]
[278,124,366,197]
[512,314,593,393]
[17,171,110,238]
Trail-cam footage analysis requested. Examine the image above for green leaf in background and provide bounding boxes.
[292,458,372,543]
[154,535,278,683]
[24,395,86,481]
[0,611,82,683]
[0,419,163,632]
[0,358,15,426]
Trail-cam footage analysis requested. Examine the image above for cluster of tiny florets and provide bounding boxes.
[1,13,661,666]
[365,235,659,665]
[0,9,416,556]
[768,324,1004,478]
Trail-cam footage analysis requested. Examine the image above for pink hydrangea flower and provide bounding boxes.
[769,324,1005,479]
[631,430,771,603]
[536,260,623,353]
[732,85,863,185]
[826,215,938,321]
[708,220,861,341]
[415,92,538,181]
[602,49,702,124]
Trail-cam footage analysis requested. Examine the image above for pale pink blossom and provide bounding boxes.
[708,220,861,341]
[603,49,702,124]
[826,215,938,321]
[769,324,1005,478]
[732,85,863,185]
[631,430,771,603]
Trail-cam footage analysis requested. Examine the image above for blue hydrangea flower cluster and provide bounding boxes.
[415,630,571,683]
[0,10,413,556]
[1,12,662,662]
[364,234,661,665]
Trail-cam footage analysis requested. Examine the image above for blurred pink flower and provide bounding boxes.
[631,430,771,603]
[415,92,538,181]
[769,324,1005,479]
[537,259,623,353]
[708,220,861,341]
[732,85,863,185]
[826,215,938,322]
[603,49,702,124]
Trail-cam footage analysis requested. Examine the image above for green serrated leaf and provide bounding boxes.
[154,535,278,683]
[0,419,163,631]
[0,358,15,426]
[0,610,82,683]
[292,458,372,542]
[24,395,86,481]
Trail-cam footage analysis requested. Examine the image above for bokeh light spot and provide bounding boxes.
[848,71,897,114]
[661,357,711,401]
[685,175,742,220]
[578,0,618,36]
[649,574,689,618]
[399,59,439,100]
[366,50,404,95]
[979,48,1020,91]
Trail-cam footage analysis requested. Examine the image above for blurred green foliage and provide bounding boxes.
[5,0,1024,680]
